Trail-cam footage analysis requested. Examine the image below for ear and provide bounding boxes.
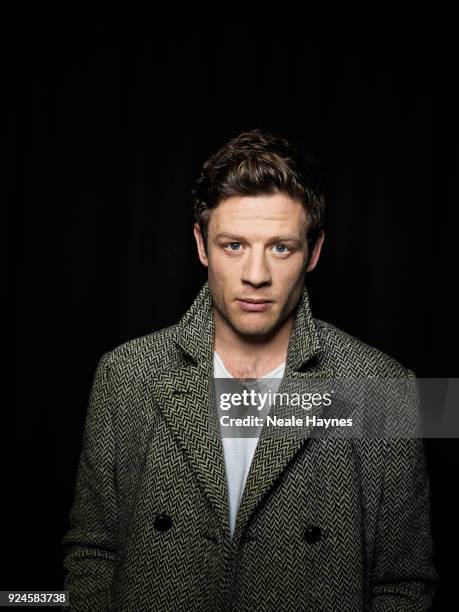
[193,223,209,267]
[305,230,325,273]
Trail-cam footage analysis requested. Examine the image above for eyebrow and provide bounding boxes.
[215,232,301,245]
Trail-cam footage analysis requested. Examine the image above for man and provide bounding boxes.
[62,129,438,611]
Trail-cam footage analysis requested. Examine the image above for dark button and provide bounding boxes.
[242,535,257,543]
[172,389,187,396]
[154,513,173,532]
[201,533,219,543]
[304,525,322,544]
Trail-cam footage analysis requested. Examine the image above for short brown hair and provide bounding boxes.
[192,128,325,251]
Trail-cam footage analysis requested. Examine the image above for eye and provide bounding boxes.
[225,242,241,251]
[271,244,290,254]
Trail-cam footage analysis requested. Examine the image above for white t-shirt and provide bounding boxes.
[213,351,285,539]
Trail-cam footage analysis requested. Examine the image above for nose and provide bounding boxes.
[241,245,272,287]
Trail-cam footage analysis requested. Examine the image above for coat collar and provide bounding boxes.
[174,280,322,372]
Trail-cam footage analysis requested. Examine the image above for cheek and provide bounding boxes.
[272,255,307,282]
[209,250,240,274]
[207,253,237,292]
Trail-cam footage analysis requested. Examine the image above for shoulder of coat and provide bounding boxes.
[313,318,411,378]
[100,323,182,377]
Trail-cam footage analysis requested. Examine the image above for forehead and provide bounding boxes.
[208,193,308,238]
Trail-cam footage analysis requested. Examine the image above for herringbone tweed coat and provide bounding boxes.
[62,281,438,611]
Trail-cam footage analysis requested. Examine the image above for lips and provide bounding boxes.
[236,298,273,312]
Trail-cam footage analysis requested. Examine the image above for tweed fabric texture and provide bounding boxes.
[62,281,438,611]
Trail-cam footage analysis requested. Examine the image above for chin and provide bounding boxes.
[231,317,278,339]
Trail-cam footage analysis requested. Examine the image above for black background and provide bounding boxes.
[8,12,458,610]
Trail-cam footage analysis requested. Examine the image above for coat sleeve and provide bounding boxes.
[62,352,118,612]
[369,369,438,611]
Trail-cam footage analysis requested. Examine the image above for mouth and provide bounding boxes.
[236,298,273,312]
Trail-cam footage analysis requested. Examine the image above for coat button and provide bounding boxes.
[304,525,322,544]
[154,513,173,532]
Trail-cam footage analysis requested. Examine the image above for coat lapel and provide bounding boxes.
[150,365,230,531]
[150,283,230,533]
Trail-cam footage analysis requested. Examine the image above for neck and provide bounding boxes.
[213,310,294,379]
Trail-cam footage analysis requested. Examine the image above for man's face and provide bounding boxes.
[194,192,323,340]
